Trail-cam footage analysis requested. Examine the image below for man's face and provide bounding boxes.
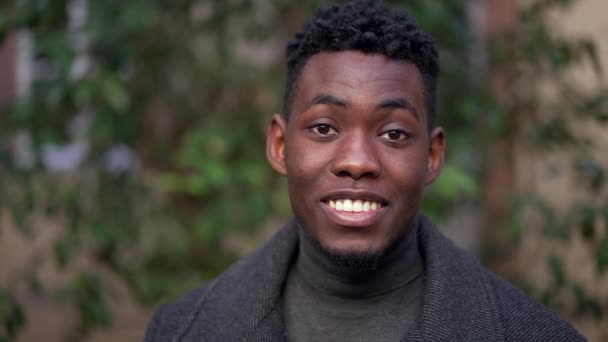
[267,51,445,256]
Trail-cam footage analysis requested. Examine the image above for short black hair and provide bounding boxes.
[284,0,440,128]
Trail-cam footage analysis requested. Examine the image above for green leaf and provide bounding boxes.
[548,255,565,288]
[580,39,602,75]
[183,174,208,196]
[578,205,596,241]
[100,76,129,112]
[69,272,110,330]
[0,11,6,38]
[54,231,81,268]
[575,159,605,193]
[429,164,478,199]
[597,237,608,274]
[73,80,97,106]
[0,290,25,339]
[202,160,229,187]
[155,172,209,196]
[571,284,603,319]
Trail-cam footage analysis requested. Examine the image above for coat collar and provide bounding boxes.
[404,215,502,341]
[178,215,503,341]
[177,219,299,341]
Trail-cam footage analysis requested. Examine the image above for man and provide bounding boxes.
[145,1,585,341]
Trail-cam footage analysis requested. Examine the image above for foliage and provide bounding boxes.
[490,0,608,320]
[0,290,25,342]
[0,0,606,340]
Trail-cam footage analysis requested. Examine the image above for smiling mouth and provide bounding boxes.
[321,198,387,227]
[326,199,384,212]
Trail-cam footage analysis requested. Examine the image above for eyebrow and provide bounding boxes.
[306,94,349,109]
[377,98,419,121]
[306,93,419,121]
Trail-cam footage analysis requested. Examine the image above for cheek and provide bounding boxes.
[382,149,429,192]
[285,138,328,179]
[284,139,328,200]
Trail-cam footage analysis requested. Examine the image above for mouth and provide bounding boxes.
[320,191,388,227]
[327,199,384,212]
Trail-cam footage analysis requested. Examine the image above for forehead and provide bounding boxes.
[292,51,427,118]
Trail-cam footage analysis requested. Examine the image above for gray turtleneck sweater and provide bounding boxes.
[283,224,424,342]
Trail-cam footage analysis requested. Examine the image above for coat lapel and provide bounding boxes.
[178,220,299,341]
[404,215,503,341]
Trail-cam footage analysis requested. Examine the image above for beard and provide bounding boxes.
[299,227,392,275]
[319,246,385,274]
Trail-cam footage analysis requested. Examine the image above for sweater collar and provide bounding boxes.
[294,218,423,298]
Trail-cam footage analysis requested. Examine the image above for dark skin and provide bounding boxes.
[267,51,445,256]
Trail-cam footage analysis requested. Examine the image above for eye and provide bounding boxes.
[379,130,408,141]
[311,124,338,136]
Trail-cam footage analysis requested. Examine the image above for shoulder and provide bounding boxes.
[144,284,212,342]
[484,272,586,341]
[416,214,585,341]
[144,220,299,342]
[143,242,269,342]
[143,250,267,342]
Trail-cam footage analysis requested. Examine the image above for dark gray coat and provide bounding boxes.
[145,216,585,342]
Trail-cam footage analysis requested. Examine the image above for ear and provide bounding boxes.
[266,114,288,176]
[425,127,446,185]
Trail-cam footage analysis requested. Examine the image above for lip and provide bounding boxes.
[320,202,387,227]
[319,189,388,228]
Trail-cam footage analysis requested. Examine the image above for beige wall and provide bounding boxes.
[514,1,608,341]
[0,213,152,342]
[560,0,608,81]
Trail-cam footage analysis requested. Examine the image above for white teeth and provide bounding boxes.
[328,199,382,212]
[343,199,353,212]
[336,201,343,210]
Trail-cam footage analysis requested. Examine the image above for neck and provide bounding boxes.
[295,217,423,298]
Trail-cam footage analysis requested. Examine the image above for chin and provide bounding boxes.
[320,242,386,274]
[320,235,390,256]
[323,239,384,256]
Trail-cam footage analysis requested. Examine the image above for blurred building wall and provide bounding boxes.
[513,0,608,340]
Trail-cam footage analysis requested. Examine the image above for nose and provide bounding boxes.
[331,131,381,180]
